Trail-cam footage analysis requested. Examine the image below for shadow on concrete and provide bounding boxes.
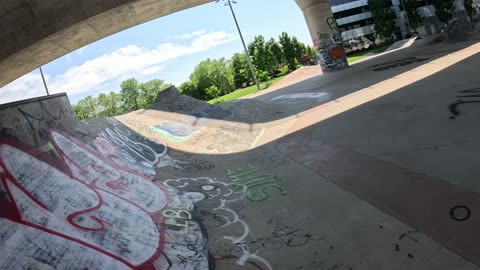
[1,40,480,269]
[142,39,480,127]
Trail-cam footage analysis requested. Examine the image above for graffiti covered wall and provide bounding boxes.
[314,20,348,72]
[0,94,296,270]
[296,1,348,72]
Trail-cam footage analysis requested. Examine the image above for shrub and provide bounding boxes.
[206,85,221,99]
[257,70,271,83]
[278,65,290,76]
[179,81,202,99]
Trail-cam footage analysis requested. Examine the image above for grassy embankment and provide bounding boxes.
[208,75,286,104]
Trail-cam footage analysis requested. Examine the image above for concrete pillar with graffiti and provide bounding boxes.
[295,0,348,72]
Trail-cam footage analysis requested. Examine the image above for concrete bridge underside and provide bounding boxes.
[0,0,212,88]
[0,0,338,88]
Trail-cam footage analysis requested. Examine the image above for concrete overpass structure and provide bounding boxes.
[295,0,348,71]
[0,0,213,88]
[0,0,346,89]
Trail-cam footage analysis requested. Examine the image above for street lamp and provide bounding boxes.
[216,0,260,91]
[39,66,50,96]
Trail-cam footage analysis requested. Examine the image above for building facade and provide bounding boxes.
[329,0,470,53]
[329,0,377,53]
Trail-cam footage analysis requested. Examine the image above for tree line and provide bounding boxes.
[73,32,317,119]
[73,79,171,120]
[179,32,317,101]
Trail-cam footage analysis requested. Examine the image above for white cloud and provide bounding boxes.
[170,30,208,40]
[0,72,49,104]
[0,30,236,104]
[142,65,165,76]
[51,30,235,95]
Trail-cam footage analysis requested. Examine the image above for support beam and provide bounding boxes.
[295,0,348,72]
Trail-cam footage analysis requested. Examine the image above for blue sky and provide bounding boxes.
[0,0,312,104]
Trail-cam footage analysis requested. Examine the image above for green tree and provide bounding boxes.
[190,59,211,100]
[190,58,235,100]
[206,85,221,99]
[369,0,398,41]
[248,35,269,73]
[74,92,121,120]
[120,78,140,112]
[74,96,98,120]
[209,58,235,96]
[403,0,424,31]
[73,101,88,120]
[257,70,271,83]
[107,91,124,115]
[179,81,202,99]
[73,78,172,120]
[306,45,318,62]
[231,53,253,88]
[96,93,110,118]
[291,36,304,64]
[266,38,284,76]
[432,0,454,25]
[279,32,297,71]
[139,79,171,108]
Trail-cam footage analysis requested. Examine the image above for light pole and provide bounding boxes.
[217,0,260,91]
[39,66,50,96]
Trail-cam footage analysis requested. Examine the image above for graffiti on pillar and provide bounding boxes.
[317,32,340,43]
[315,26,347,71]
[327,17,338,30]
[314,15,347,72]
[318,42,348,72]
[332,31,342,43]
[317,32,330,41]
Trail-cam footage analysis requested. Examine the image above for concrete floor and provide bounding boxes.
[2,37,480,269]
[253,39,480,194]
[114,38,480,269]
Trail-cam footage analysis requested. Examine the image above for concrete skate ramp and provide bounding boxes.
[0,87,479,269]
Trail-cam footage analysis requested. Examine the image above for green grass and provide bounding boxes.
[347,43,393,64]
[208,75,286,104]
[347,55,367,63]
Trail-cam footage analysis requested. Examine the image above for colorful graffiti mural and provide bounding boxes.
[225,164,288,202]
[0,130,205,269]
[314,31,347,72]
[147,107,233,143]
[317,41,348,72]
[150,121,199,142]
[0,127,273,269]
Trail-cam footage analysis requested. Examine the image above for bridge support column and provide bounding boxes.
[295,0,348,72]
